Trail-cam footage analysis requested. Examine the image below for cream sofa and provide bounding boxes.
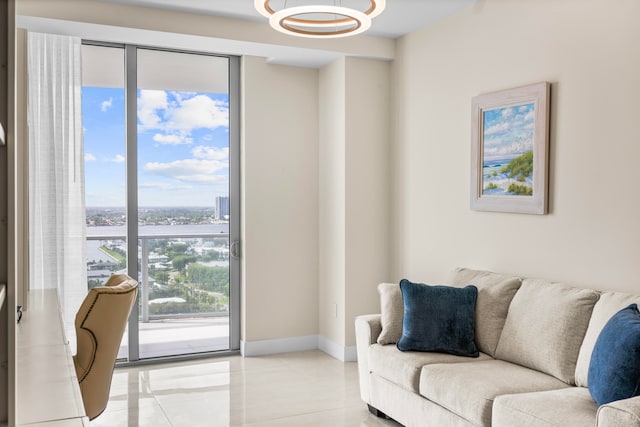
[355,268,640,427]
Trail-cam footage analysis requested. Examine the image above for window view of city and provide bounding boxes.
[82,45,233,358]
[86,204,230,317]
[85,205,232,358]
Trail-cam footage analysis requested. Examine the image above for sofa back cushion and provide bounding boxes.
[495,278,599,384]
[449,268,522,357]
[377,283,404,345]
[574,292,640,387]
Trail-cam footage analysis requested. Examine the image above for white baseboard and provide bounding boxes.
[241,335,318,357]
[241,335,357,362]
[318,336,357,362]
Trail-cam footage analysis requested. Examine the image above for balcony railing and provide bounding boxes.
[87,232,230,322]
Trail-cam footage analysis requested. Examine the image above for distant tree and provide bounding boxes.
[172,254,197,271]
[152,270,169,286]
[170,242,189,254]
[87,279,102,290]
[187,263,229,293]
[202,250,221,261]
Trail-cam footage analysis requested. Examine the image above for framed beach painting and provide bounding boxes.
[470,82,550,214]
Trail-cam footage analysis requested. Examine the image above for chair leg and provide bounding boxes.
[367,404,388,419]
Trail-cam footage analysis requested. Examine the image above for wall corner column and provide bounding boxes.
[319,57,391,360]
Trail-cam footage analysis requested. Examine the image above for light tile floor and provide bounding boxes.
[120,317,231,359]
[91,350,403,427]
[66,317,231,360]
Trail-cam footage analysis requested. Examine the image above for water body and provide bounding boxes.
[87,223,229,238]
[87,223,230,264]
[87,239,118,263]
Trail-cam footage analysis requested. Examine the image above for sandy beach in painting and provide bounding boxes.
[482,155,533,196]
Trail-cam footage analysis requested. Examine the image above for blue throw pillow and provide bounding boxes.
[588,304,640,406]
[397,279,479,357]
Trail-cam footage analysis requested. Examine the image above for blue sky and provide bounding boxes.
[482,102,535,161]
[82,87,229,207]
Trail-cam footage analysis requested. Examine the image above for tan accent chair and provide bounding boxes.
[73,274,138,420]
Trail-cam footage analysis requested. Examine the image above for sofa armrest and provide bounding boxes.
[597,396,640,427]
[355,314,382,403]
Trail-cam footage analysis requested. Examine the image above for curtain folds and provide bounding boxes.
[27,32,86,330]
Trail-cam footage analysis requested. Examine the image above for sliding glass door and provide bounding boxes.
[82,43,240,362]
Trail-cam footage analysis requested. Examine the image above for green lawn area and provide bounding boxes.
[99,245,126,264]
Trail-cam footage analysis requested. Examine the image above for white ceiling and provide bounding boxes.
[97,0,477,39]
[18,0,478,68]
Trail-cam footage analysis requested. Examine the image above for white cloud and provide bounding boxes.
[153,133,192,145]
[501,107,515,119]
[483,138,533,160]
[138,90,168,129]
[523,110,535,122]
[85,153,97,161]
[483,137,503,148]
[144,158,228,184]
[137,91,228,135]
[192,146,229,161]
[166,95,228,132]
[101,97,113,112]
[113,154,125,163]
[484,122,511,136]
[139,182,193,191]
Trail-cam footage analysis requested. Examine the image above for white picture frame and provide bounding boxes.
[470,82,550,214]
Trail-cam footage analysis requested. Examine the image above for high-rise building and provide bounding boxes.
[215,196,230,220]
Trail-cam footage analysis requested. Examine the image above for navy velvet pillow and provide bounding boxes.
[397,279,479,357]
[588,304,640,406]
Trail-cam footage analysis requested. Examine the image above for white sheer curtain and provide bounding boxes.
[28,32,86,330]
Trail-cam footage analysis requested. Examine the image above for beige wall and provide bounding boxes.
[319,57,391,350]
[392,0,640,292]
[241,56,319,342]
[344,58,391,346]
[319,58,347,347]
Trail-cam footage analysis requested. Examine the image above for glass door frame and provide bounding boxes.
[85,41,241,364]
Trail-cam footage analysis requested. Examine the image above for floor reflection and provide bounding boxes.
[89,351,401,426]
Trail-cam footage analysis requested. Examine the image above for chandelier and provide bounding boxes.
[254,0,386,39]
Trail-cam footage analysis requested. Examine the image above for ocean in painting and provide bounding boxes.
[482,153,534,196]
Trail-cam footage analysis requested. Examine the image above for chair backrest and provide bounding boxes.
[73,274,138,420]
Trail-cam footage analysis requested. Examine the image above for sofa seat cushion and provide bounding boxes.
[495,278,599,384]
[419,360,570,426]
[450,268,522,357]
[493,387,597,427]
[368,344,492,393]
